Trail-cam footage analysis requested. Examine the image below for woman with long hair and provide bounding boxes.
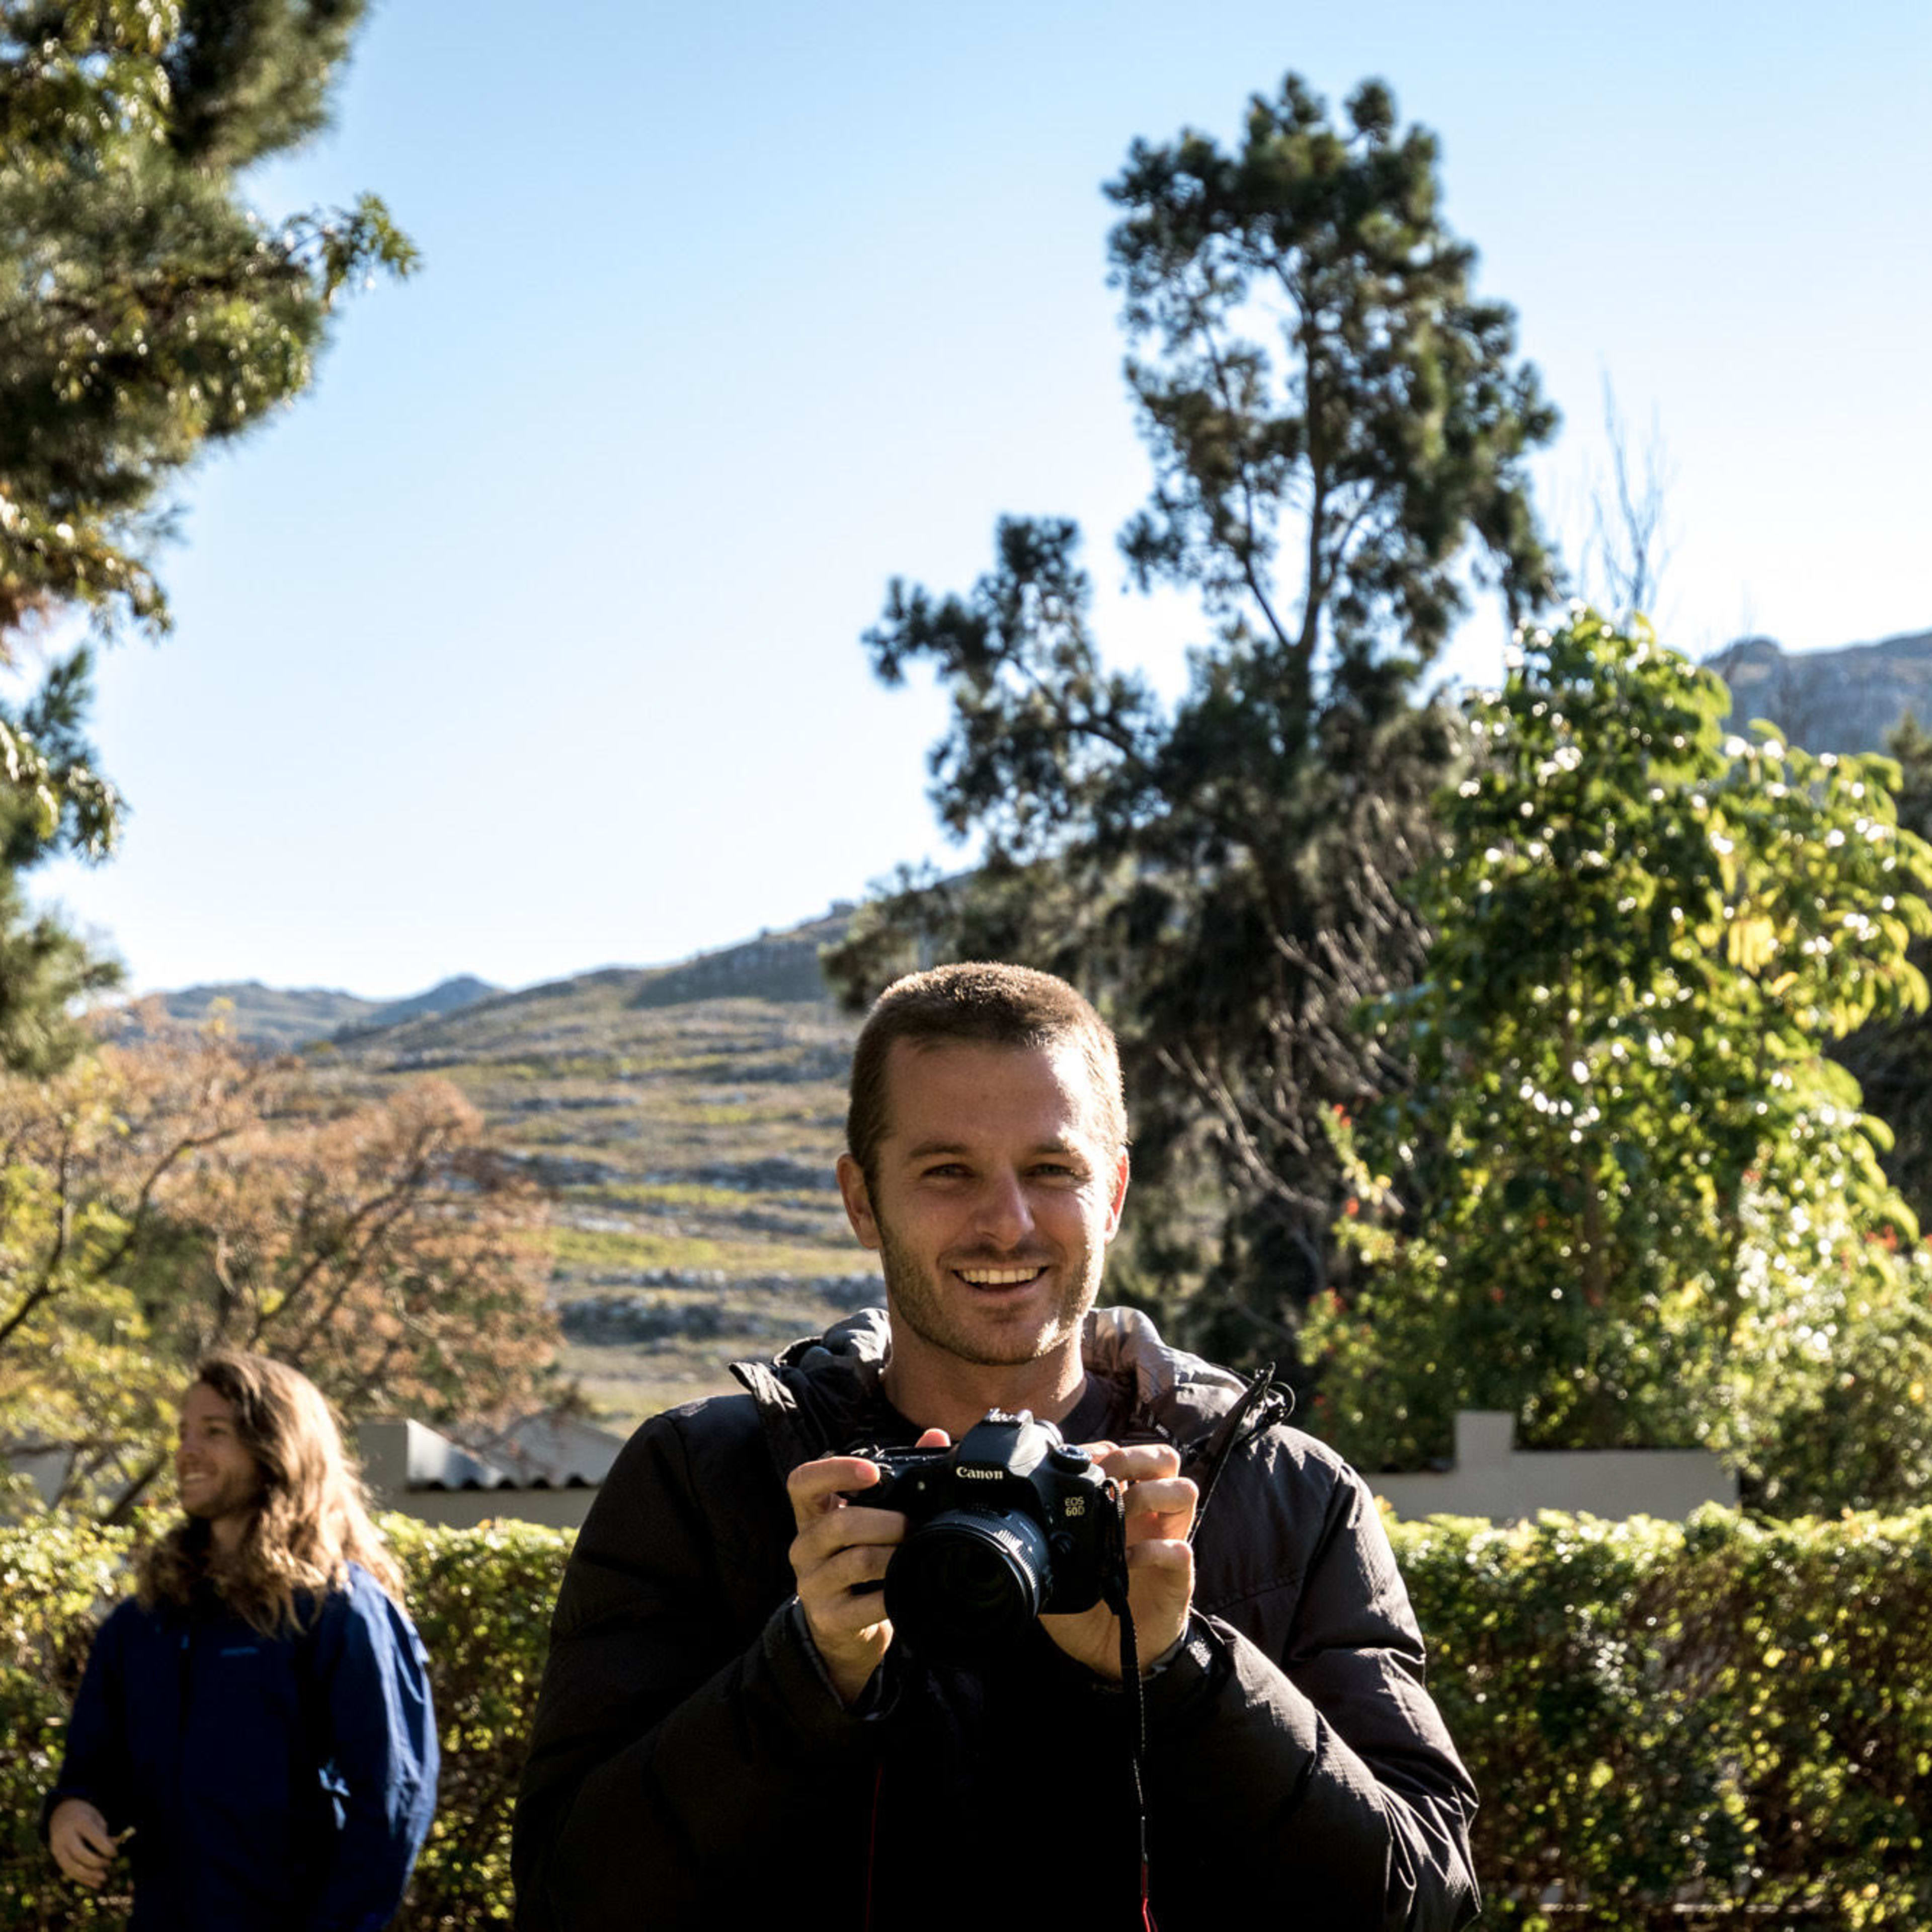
[44,1351,440,1929]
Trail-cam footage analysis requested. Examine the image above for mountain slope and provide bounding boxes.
[160,975,502,1050]
[302,911,876,1424]
[159,981,382,1049]
[1705,628,1932,754]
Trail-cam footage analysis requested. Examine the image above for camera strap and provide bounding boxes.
[1101,1567,1158,1931]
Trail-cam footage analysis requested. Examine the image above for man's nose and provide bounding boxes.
[972,1169,1036,1248]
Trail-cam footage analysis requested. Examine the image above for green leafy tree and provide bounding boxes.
[0,0,413,1068]
[831,73,1556,1362]
[1833,710,1932,1232]
[1307,611,1932,1511]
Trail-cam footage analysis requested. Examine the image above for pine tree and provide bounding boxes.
[0,0,413,1067]
[830,75,1556,1368]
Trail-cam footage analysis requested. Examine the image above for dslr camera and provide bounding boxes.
[864,1408,1126,1656]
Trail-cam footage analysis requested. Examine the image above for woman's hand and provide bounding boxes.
[49,1798,121,1889]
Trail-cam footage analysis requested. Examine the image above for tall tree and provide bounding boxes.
[0,0,413,1067]
[1308,611,1932,1511]
[0,645,121,1071]
[831,75,1556,1365]
[0,0,414,639]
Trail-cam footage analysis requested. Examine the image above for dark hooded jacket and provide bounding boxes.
[46,1560,439,1932]
[513,1308,1479,1931]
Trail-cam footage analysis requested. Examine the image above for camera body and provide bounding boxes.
[865,1408,1125,1656]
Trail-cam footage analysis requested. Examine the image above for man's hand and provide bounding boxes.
[1040,1441,1197,1680]
[49,1798,120,1890]
[787,1428,949,1707]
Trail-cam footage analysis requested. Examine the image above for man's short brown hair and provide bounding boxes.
[846,962,1126,1183]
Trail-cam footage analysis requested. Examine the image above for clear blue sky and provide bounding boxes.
[26,0,1932,998]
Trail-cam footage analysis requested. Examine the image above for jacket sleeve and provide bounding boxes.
[303,1573,440,1932]
[41,1602,136,1841]
[1141,1454,1480,1931]
[512,1409,877,1932]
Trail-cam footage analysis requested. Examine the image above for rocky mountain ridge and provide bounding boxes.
[159,974,500,1050]
[164,909,856,1054]
[1704,628,1932,755]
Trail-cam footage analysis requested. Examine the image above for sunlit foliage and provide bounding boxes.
[0,0,415,640]
[1309,611,1932,1511]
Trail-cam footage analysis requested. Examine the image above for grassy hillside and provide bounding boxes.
[307,912,878,1428]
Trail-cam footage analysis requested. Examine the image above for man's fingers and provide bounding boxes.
[789,1502,907,1574]
[1126,1535,1194,1577]
[786,1455,882,1530]
[802,1537,896,1602]
[1095,1442,1181,1484]
[1121,1474,1197,1538]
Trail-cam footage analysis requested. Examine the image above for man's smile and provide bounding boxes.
[953,1263,1050,1287]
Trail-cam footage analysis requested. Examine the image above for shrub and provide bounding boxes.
[1393,1507,1932,1928]
[0,1514,569,1931]
[6,1509,1930,1926]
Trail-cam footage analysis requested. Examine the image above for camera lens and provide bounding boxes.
[884,1508,1052,1655]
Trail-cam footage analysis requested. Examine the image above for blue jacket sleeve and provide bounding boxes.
[42,1600,136,1839]
[303,1569,440,1932]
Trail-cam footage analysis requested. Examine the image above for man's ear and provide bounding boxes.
[1103,1147,1130,1243]
[837,1152,882,1251]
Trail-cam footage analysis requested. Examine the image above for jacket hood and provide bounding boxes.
[731,1305,1280,1484]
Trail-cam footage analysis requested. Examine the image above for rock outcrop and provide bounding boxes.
[1705,630,1932,755]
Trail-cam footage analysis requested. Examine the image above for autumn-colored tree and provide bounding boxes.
[1307,611,1932,1511]
[0,1026,556,1515]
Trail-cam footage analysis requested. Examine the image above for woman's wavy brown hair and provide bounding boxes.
[137,1351,404,1635]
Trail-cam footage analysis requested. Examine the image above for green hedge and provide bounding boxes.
[1396,1507,1932,1928]
[0,1515,561,1931]
[4,1507,1929,1928]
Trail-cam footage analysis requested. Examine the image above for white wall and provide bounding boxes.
[1370,1411,1736,1522]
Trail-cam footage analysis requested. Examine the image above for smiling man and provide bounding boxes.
[513,963,1479,1931]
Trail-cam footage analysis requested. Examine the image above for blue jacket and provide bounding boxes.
[48,1561,439,1932]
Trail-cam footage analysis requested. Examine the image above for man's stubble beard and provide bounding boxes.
[872,1211,1103,1370]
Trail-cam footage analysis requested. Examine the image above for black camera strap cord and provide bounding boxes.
[1101,1567,1159,1932]
[857,1590,1157,1932]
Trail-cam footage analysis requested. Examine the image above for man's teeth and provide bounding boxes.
[957,1267,1042,1285]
